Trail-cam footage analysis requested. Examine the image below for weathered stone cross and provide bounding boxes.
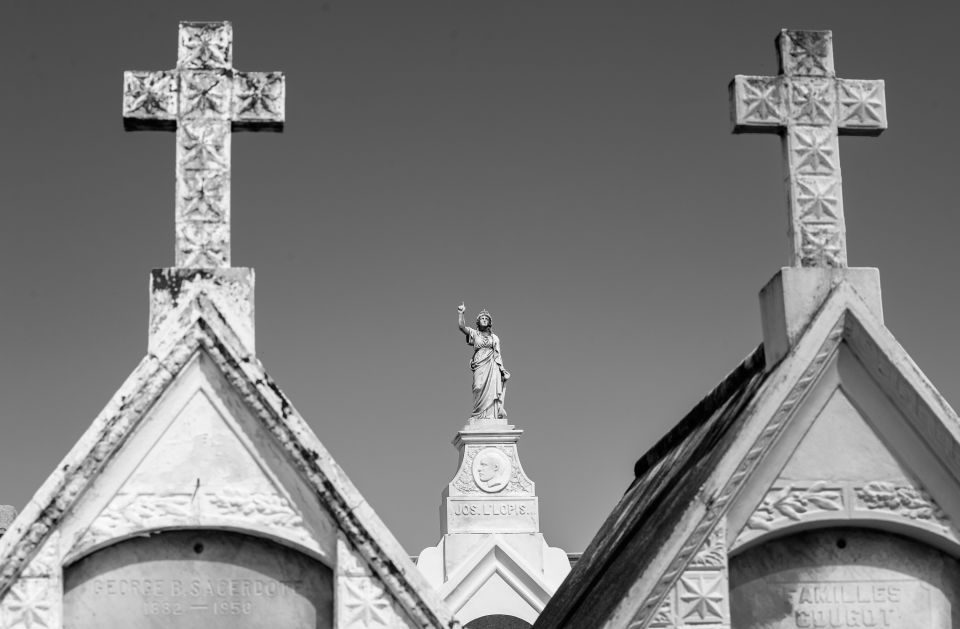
[123,22,285,268]
[731,30,886,267]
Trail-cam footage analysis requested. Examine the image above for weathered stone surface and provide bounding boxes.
[64,530,333,628]
[149,267,255,353]
[730,528,960,628]
[124,22,285,268]
[731,30,886,268]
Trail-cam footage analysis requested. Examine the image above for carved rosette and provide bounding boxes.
[731,30,886,268]
[736,480,955,548]
[641,520,729,629]
[0,532,61,629]
[123,71,177,122]
[1,577,58,629]
[179,22,233,70]
[234,72,285,124]
[450,444,534,497]
[336,536,410,629]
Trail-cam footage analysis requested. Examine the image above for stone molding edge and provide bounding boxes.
[628,315,845,628]
[643,520,729,629]
[0,294,459,629]
[626,285,960,629]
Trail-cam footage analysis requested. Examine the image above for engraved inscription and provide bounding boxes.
[91,576,298,617]
[450,501,534,517]
[784,581,915,628]
[65,530,332,628]
[730,529,952,629]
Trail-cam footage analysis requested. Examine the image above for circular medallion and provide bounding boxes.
[471,448,512,493]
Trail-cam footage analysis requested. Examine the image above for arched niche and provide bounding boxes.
[730,527,960,628]
[64,529,333,628]
[465,614,532,629]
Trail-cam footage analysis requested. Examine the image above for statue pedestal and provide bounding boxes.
[443,427,537,535]
[416,421,571,625]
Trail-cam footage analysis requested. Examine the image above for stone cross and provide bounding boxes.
[123,22,285,268]
[731,30,886,267]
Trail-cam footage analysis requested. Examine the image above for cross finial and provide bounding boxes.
[123,22,285,268]
[731,30,886,267]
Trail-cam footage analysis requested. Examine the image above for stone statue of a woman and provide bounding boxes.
[458,302,510,423]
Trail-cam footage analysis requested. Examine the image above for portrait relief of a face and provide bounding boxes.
[471,448,511,493]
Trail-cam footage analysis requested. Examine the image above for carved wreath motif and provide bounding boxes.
[206,490,304,528]
[747,482,842,531]
[452,448,481,494]
[856,481,947,524]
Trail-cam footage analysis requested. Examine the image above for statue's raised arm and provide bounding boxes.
[457,301,468,335]
[458,304,510,424]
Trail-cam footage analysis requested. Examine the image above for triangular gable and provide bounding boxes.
[0,293,457,629]
[440,535,555,625]
[537,281,960,628]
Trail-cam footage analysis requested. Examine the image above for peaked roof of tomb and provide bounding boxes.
[0,291,458,629]
[535,281,960,629]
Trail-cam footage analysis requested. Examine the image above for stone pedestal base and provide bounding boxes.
[416,423,571,625]
[759,267,882,366]
[149,267,255,354]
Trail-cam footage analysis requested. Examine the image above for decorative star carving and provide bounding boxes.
[792,128,835,175]
[840,81,885,125]
[180,172,227,221]
[785,31,831,75]
[178,222,228,267]
[235,73,285,119]
[678,573,725,622]
[181,73,229,119]
[5,579,52,628]
[179,23,232,69]
[791,80,834,125]
[739,78,782,123]
[800,225,844,267]
[342,578,394,627]
[123,72,177,118]
[180,123,229,171]
[796,178,841,222]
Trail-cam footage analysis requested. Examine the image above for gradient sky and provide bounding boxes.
[1,1,958,557]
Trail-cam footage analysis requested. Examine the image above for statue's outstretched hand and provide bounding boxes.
[457,302,465,314]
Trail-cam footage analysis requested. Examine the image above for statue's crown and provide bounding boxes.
[476,308,492,325]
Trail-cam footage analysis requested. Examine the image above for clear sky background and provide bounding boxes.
[1,1,957,557]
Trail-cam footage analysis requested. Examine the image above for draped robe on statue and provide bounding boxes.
[464,327,508,420]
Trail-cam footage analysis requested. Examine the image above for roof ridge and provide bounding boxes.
[633,344,766,480]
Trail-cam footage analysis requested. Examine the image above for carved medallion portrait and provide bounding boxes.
[472,448,512,493]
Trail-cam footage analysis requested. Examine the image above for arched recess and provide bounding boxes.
[731,516,960,560]
[729,527,960,628]
[63,529,334,628]
[465,614,533,629]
